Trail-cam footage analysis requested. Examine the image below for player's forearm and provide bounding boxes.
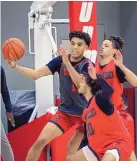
[119,64,137,87]
[14,64,38,80]
[65,61,82,88]
[1,91,12,112]
[96,77,114,99]
[1,73,12,112]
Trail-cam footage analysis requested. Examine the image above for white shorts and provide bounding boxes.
[82,146,120,161]
[105,149,120,161]
[82,146,99,161]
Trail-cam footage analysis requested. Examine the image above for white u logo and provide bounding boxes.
[79,2,93,22]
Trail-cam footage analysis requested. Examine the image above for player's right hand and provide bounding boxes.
[88,61,97,80]
[6,112,15,127]
[6,56,16,68]
[57,44,69,65]
[7,60,16,68]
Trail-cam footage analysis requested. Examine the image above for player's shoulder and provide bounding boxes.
[0,66,5,74]
[49,56,63,65]
[1,65,3,71]
[82,57,95,66]
[53,55,62,61]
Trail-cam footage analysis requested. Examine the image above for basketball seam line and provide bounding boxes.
[11,41,25,53]
[7,42,9,60]
[2,41,17,50]
[2,40,25,53]
[8,39,19,60]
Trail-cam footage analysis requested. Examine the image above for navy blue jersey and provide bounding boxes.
[47,55,89,115]
[1,66,12,112]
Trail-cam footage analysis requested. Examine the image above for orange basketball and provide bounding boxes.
[2,38,25,61]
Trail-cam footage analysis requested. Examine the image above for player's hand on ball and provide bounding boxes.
[7,56,16,68]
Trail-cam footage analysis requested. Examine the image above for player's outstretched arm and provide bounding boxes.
[113,50,137,87]
[7,60,52,80]
[119,65,137,87]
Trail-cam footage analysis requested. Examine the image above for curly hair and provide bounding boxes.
[108,36,124,52]
[69,31,91,47]
[83,73,101,95]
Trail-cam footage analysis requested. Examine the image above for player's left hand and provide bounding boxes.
[57,44,69,65]
[88,61,97,79]
[6,112,15,127]
[113,50,123,67]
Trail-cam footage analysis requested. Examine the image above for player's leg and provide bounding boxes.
[127,151,137,161]
[66,149,87,161]
[78,132,88,150]
[26,111,71,161]
[101,152,116,161]
[25,121,63,161]
[67,130,84,155]
[102,148,122,161]
[67,117,86,156]
[1,120,15,161]
[104,139,134,161]
[119,106,135,148]
[67,145,99,161]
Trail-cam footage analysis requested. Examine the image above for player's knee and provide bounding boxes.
[101,153,116,161]
[67,141,73,152]
[128,151,137,161]
[66,154,74,161]
[101,158,116,161]
[67,140,72,148]
[66,155,71,161]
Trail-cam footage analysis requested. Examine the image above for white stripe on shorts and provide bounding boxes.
[82,146,98,161]
[105,149,120,161]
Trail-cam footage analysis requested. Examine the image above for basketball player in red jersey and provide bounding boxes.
[66,63,136,161]
[96,36,137,143]
[98,36,137,112]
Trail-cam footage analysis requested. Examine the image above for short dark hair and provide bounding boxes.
[107,36,124,52]
[69,31,91,47]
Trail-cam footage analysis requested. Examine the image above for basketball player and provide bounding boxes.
[97,36,137,115]
[66,63,136,161]
[67,36,137,155]
[7,31,92,161]
[1,66,15,161]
